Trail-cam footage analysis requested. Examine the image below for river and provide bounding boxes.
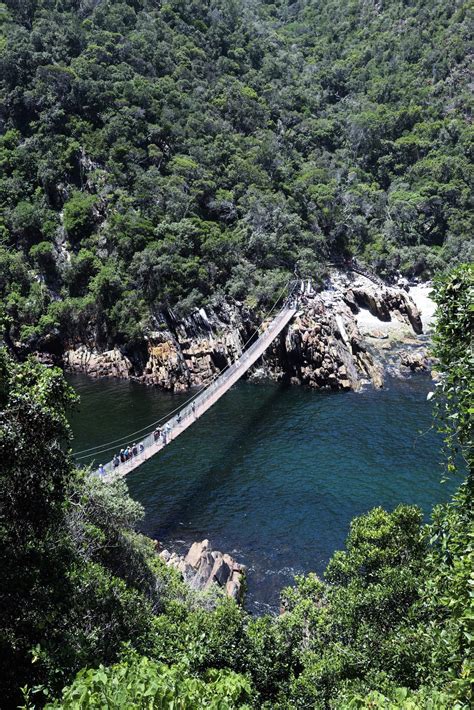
[69,373,455,614]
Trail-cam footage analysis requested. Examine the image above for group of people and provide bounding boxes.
[97,414,184,477]
[107,442,145,471]
[120,442,144,464]
[153,422,172,445]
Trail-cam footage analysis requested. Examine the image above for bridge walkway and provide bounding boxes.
[95,298,298,480]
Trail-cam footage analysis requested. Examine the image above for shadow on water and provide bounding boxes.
[127,383,287,537]
[69,374,458,613]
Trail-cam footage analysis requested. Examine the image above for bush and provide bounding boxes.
[63,192,97,244]
[43,652,253,709]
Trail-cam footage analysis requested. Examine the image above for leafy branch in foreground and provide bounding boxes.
[431,264,473,473]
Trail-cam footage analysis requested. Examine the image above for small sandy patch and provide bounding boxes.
[408,284,436,331]
[356,308,406,334]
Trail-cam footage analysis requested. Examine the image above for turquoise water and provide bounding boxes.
[69,374,456,613]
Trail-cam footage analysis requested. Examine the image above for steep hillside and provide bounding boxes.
[0,0,472,356]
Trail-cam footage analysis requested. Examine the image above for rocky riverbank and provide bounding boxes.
[61,271,434,392]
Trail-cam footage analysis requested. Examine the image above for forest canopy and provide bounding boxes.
[0,0,472,352]
[0,2,472,705]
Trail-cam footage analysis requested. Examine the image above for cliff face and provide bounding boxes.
[63,272,425,391]
[141,301,254,391]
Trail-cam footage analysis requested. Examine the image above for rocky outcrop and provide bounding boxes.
[63,345,133,379]
[252,273,421,391]
[142,332,190,391]
[399,348,431,372]
[61,271,428,392]
[159,539,246,602]
[351,284,423,334]
[140,301,254,391]
[258,297,383,391]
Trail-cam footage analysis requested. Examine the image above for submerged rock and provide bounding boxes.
[399,349,431,372]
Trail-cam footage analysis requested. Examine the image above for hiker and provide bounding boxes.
[120,448,125,463]
[154,428,161,442]
[139,441,144,453]
[113,454,120,468]
[132,442,138,456]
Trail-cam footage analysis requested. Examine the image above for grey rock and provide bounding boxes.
[161,539,246,603]
[60,269,427,393]
[400,349,430,372]
[185,539,211,568]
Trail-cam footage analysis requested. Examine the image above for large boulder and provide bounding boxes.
[185,539,211,567]
[352,283,423,334]
[159,539,246,602]
[399,349,430,372]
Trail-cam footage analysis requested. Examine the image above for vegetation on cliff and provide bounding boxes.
[0,265,472,708]
[0,0,472,705]
[0,0,472,355]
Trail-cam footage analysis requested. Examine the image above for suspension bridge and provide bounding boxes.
[75,281,302,480]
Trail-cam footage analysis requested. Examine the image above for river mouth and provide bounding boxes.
[69,374,455,614]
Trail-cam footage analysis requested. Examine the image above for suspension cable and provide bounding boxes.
[74,280,297,460]
[74,282,292,461]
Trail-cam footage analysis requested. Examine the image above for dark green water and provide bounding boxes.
[69,374,455,613]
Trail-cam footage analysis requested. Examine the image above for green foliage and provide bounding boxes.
[0,1,472,704]
[0,350,160,706]
[425,483,473,707]
[273,268,474,708]
[29,241,57,277]
[431,265,473,471]
[63,192,97,244]
[0,350,79,704]
[344,686,459,709]
[0,0,471,350]
[2,264,473,707]
[278,505,431,707]
[43,652,252,709]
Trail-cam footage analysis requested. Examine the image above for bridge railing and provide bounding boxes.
[96,290,299,478]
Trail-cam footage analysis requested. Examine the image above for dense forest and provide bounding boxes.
[0,265,472,708]
[0,0,472,355]
[0,1,473,707]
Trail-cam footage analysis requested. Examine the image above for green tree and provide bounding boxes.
[63,191,97,244]
[0,351,79,704]
[0,351,157,705]
[432,264,473,472]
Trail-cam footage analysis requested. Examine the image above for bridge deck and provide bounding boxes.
[97,302,297,480]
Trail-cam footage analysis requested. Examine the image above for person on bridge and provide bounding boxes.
[113,454,120,468]
[163,423,171,444]
[132,443,138,456]
[154,428,161,442]
[139,441,144,453]
[192,401,196,417]
[120,448,125,463]
[98,464,105,476]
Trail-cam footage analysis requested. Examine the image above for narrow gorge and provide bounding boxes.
[62,271,432,395]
